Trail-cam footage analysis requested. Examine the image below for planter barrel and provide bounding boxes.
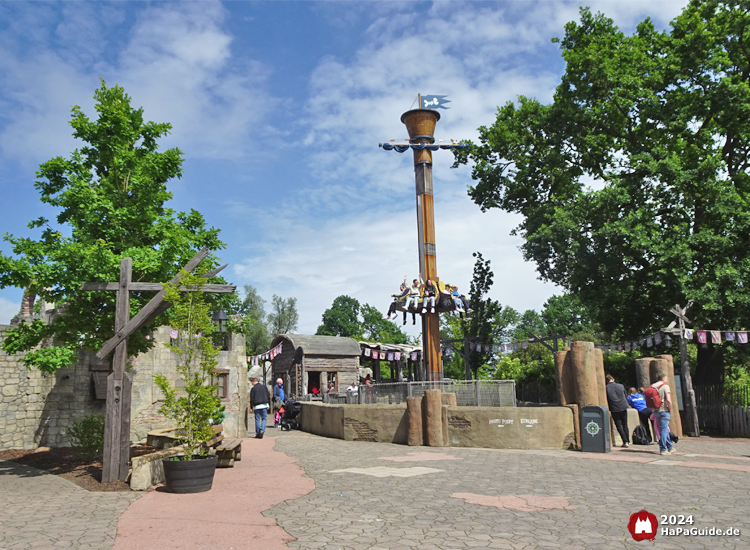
[162,454,218,493]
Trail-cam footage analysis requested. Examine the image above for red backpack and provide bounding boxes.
[644,382,665,409]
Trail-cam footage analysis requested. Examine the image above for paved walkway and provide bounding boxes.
[1,434,749,549]
[0,459,139,550]
[112,436,314,550]
[268,432,750,550]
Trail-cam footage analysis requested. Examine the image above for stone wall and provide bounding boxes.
[0,324,106,449]
[298,401,576,450]
[0,325,248,450]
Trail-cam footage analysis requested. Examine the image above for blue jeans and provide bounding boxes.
[655,411,673,452]
[254,407,268,435]
[422,296,435,309]
[406,296,419,309]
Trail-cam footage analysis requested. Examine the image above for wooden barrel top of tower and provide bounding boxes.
[401,109,440,141]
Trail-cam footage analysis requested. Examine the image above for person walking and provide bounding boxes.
[250,377,270,439]
[605,374,630,447]
[646,373,674,455]
[273,378,285,426]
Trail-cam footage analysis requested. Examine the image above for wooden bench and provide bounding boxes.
[215,439,242,468]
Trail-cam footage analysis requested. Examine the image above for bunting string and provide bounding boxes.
[247,342,285,367]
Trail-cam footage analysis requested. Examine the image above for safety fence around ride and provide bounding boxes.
[356,380,516,407]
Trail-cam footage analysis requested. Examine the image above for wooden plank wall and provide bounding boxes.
[695,384,750,437]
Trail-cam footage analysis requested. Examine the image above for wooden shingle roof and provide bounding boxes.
[271,334,361,357]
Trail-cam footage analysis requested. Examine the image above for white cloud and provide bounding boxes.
[234,188,560,336]
[0,2,280,167]
[0,297,19,326]
[231,0,686,336]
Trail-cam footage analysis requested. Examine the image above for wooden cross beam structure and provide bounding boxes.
[526,333,562,353]
[81,248,236,483]
[661,301,700,437]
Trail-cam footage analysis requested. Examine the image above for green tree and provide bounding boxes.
[154,271,221,459]
[454,2,750,382]
[232,284,270,354]
[267,295,299,337]
[540,294,600,340]
[316,295,409,344]
[316,295,362,338]
[439,253,518,380]
[0,81,225,372]
[360,304,408,344]
[512,310,546,342]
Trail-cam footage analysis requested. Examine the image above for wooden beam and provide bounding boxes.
[113,258,132,377]
[82,282,235,293]
[95,248,210,359]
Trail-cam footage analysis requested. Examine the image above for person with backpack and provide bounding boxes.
[645,373,674,455]
[605,374,630,447]
[627,387,653,444]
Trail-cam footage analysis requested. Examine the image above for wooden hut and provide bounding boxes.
[269,334,361,397]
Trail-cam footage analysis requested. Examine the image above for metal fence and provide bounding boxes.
[515,382,558,405]
[357,380,516,407]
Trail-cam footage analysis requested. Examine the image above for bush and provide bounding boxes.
[68,413,105,460]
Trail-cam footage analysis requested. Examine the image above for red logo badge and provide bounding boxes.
[628,510,657,541]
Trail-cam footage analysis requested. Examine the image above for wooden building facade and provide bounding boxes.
[269,334,361,397]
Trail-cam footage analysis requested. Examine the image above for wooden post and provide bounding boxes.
[406,396,423,446]
[102,258,131,483]
[422,389,443,446]
[571,341,598,406]
[554,349,575,405]
[678,316,700,437]
[402,109,442,382]
[635,357,652,390]
[84,249,236,485]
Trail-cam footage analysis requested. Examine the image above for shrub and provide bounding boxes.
[154,270,221,459]
[68,413,105,460]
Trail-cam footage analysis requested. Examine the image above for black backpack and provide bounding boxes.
[632,424,651,445]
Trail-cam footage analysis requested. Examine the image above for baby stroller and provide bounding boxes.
[280,399,303,431]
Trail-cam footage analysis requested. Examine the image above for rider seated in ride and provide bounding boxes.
[421,278,437,314]
[450,285,466,317]
[385,281,409,320]
[406,277,421,311]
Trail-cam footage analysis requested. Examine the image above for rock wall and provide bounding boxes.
[0,325,105,449]
[0,324,248,450]
[299,401,575,450]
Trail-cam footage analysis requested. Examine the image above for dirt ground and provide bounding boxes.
[0,444,155,492]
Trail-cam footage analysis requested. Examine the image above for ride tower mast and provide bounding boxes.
[380,95,464,382]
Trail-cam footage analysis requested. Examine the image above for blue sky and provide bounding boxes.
[0,0,687,337]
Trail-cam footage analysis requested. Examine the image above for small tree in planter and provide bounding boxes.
[154,270,221,460]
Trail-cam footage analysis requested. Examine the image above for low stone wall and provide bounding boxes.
[130,445,186,491]
[299,402,408,444]
[300,402,575,450]
[446,406,575,450]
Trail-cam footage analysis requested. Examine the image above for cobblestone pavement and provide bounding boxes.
[0,460,140,550]
[268,432,750,550]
